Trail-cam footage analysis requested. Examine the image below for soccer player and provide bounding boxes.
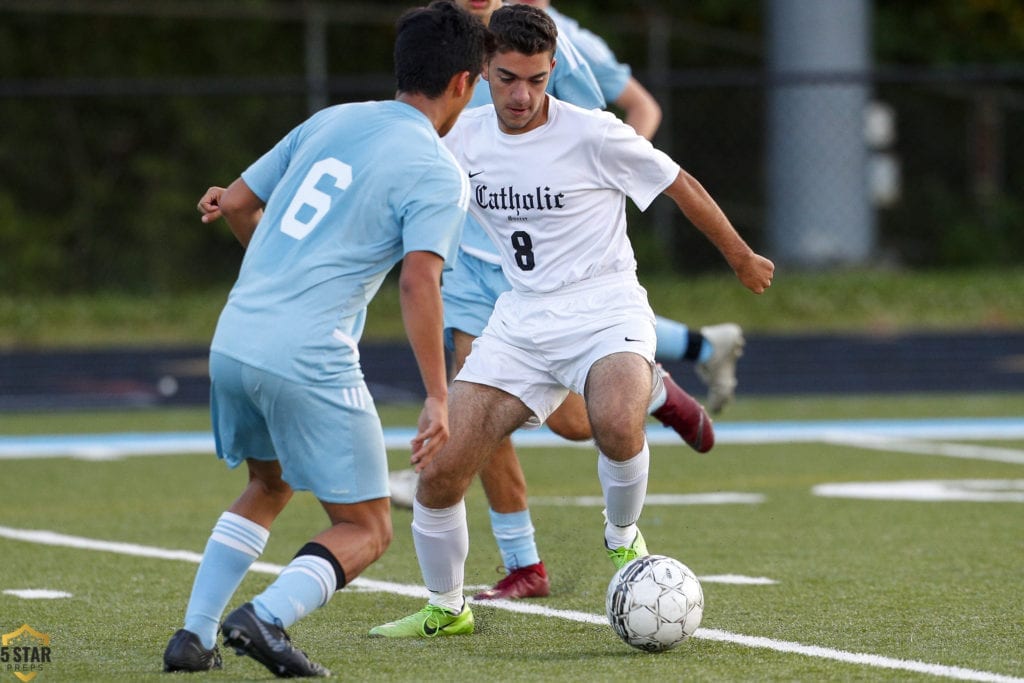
[369,4,773,638]
[160,2,489,676]
[390,0,742,604]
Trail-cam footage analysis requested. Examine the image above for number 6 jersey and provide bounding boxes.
[443,96,680,294]
[211,101,468,385]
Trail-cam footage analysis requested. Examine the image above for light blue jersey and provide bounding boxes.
[212,100,468,386]
[459,29,605,259]
[547,6,631,102]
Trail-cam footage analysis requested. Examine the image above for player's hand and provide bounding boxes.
[733,252,775,294]
[197,186,227,223]
[410,395,449,471]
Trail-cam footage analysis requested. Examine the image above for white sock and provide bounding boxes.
[412,499,468,613]
[597,443,649,548]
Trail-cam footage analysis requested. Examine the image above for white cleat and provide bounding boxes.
[695,323,744,415]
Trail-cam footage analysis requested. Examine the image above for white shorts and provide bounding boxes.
[456,271,656,425]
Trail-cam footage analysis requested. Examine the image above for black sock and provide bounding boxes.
[295,542,347,591]
[683,331,705,361]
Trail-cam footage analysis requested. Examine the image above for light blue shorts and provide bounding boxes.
[441,250,511,350]
[208,352,389,504]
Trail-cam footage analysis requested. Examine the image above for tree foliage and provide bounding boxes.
[0,1,1021,294]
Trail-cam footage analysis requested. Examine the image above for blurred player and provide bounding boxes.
[161,2,488,677]
[370,4,773,638]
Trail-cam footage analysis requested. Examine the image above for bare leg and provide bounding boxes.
[418,379,533,508]
[227,459,294,527]
[314,497,392,581]
[585,352,653,555]
[457,329,534,515]
[545,392,592,441]
[585,352,652,460]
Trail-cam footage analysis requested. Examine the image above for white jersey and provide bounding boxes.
[444,96,680,293]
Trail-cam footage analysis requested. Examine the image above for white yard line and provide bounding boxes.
[0,525,1021,683]
[821,433,1024,464]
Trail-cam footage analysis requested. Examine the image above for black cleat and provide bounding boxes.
[221,603,330,678]
[163,628,223,673]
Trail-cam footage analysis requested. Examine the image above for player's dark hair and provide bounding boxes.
[488,3,558,58]
[394,1,491,98]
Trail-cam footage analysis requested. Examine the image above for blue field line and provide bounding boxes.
[0,417,1022,460]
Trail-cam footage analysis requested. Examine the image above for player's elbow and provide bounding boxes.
[399,252,444,294]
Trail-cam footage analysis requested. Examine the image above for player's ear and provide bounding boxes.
[451,70,472,98]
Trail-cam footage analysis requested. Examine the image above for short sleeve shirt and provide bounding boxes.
[444,97,679,294]
[212,101,468,385]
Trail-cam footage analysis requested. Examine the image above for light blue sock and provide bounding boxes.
[654,316,689,362]
[697,338,714,363]
[184,511,269,649]
[253,554,337,629]
[489,508,540,570]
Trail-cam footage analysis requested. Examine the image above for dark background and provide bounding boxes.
[2,331,1021,411]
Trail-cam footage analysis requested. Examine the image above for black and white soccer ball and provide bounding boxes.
[606,554,704,652]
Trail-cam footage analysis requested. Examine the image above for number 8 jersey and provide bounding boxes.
[211,101,468,386]
[443,96,679,294]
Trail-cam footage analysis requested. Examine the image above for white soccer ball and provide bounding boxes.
[606,554,704,652]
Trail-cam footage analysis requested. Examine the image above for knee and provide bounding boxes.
[591,414,645,458]
[418,468,471,509]
[365,509,393,561]
[248,473,292,506]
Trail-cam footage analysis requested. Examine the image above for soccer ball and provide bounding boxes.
[606,554,704,652]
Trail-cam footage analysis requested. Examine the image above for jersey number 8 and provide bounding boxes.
[511,230,536,271]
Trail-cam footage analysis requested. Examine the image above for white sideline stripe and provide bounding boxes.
[530,493,765,506]
[821,433,1024,465]
[3,589,73,599]
[1,417,1023,460]
[700,575,778,585]
[694,629,1024,683]
[1,526,1021,683]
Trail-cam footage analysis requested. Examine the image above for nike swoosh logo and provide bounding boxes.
[423,621,439,636]
[624,337,644,342]
[468,170,484,178]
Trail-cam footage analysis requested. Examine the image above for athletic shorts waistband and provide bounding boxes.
[513,270,640,299]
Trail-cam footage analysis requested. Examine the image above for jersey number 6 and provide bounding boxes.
[281,158,352,239]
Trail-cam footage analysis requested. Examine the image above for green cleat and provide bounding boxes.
[369,604,474,638]
[606,529,649,570]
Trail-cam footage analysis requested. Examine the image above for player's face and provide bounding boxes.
[485,50,554,135]
[455,0,502,23]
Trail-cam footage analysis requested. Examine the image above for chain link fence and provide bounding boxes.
[1,2,1022,293]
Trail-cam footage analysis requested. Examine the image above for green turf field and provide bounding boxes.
[1,395,1022,682]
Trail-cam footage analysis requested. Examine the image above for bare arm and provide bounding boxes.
[614,77,662,141]
[216,178,265,248]
[663,169,775,294]
[399,250,451,468]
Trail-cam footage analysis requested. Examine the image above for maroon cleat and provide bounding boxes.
[652,367,715,453]
[473,562,550,600]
